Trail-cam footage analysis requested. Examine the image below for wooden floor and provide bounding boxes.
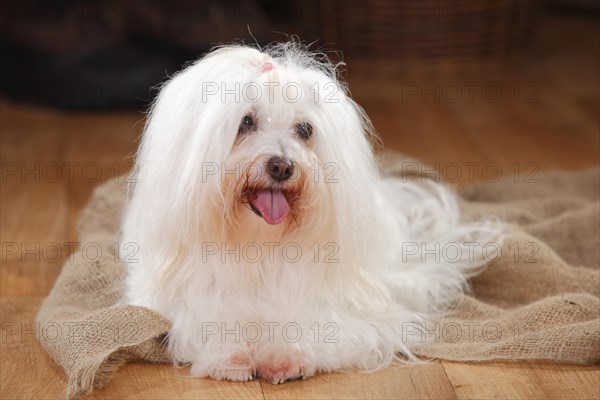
[1,15,599,400]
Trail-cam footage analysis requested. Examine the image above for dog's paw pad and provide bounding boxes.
[209,354,256,382]
[258,353,309,384]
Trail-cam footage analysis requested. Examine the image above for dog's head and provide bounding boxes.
[222,58,323,229]
[132,43,380,241]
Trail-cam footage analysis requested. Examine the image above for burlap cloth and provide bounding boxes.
[36,154,600,398]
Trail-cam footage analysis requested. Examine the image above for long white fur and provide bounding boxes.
[121,42,502,382]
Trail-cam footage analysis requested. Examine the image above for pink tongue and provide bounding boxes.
[249,190,290,225]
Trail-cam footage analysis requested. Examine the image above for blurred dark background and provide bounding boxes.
[1,0,598,110]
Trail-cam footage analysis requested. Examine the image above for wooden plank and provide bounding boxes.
[62,111,142,242]
[0,103,142,297]
[262,362,457,400]
[441,361,600,400]
[88,363,264,400]
[0,296,67,399]
[0,103,68,297]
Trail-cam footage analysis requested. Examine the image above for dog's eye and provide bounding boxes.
[295,122,313,141]
[239,115,255,134]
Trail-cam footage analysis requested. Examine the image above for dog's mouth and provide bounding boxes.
[247,189,291,225]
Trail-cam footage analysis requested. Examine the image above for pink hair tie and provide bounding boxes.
[262,62,274,73]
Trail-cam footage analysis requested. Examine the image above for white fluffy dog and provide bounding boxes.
[122,42,500,384]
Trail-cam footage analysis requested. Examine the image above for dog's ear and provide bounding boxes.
[310,84,380,183]
[295,78,394,270]
[125,48,261,245]
[135,48,265,203]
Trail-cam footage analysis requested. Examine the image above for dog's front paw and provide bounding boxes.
[198,353,256,382]
[256,350,312,384]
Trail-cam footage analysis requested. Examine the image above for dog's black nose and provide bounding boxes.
[267,156,294,181]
